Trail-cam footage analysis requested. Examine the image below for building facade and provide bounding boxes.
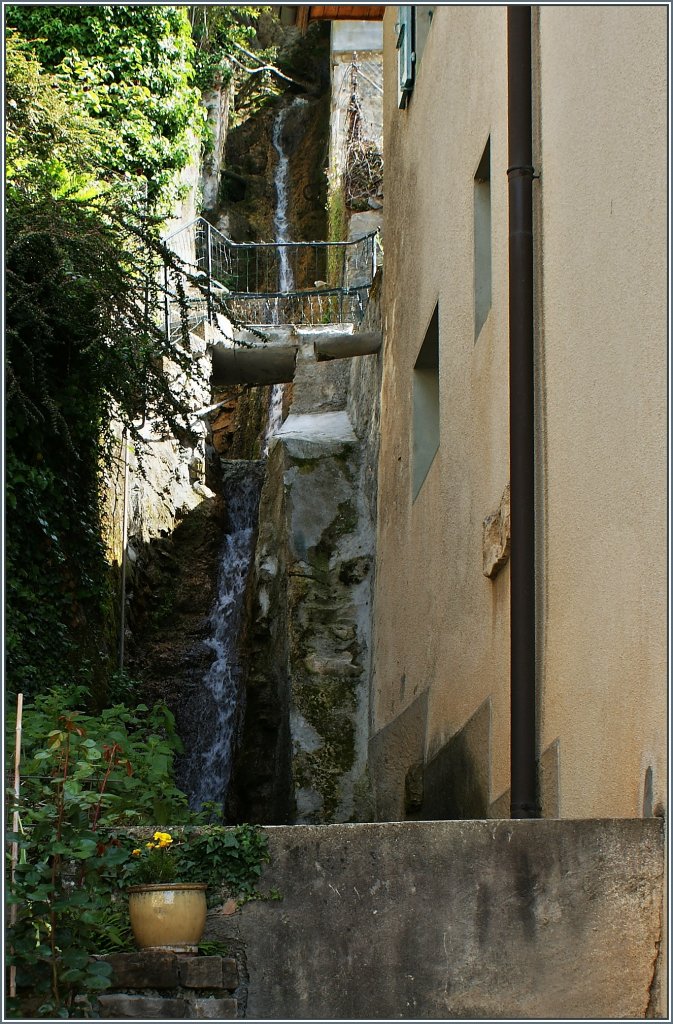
[368,5,668,822]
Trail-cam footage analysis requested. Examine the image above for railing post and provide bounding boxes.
[206,220,213,324]
[372,232,378,280]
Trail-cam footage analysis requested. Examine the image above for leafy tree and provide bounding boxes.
[189,4,263,90]
[5,5,202,206]
[5,30,204,702]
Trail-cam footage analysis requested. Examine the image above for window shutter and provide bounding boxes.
[397,5,414,108]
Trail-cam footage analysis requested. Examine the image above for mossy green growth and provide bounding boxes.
[326,178,349,287]
[293,675,358,820]
[310,499,358,563]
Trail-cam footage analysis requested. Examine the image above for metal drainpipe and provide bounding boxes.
[507,5,539,818]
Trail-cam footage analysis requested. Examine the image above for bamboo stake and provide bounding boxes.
[118,431,130,672]
[9,692,24,1000]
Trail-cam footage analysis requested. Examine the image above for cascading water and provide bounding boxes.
[265,99,307,449]
[272,105,295,294]
[186,98,309,811]
[185,463,263,810]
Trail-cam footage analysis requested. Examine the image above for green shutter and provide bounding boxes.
[397,6,414,108]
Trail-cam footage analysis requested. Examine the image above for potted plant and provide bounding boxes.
[124,824,273,953]
[126,831,207,953]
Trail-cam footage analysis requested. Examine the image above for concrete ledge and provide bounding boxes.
[206,818,664,1020]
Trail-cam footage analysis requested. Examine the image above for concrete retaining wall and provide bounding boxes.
[206,818,664,1020]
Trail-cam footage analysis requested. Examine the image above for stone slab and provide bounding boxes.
[190,996,238,1019]
[97,995,187,1019]
[221,957,239,992]
[103,951,178,989]
[368,690,428,820]
[277,410,357,445]
[178,955,238,990]
[205,819,664,1020]
[420,698,492,819]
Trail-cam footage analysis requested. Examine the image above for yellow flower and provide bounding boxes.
[145,842,156,849]
[132,849,141,856]
[153,831,173,848]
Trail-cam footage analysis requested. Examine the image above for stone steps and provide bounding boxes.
[94,952,240,1020]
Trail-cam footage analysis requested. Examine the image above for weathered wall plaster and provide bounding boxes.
[206,818,665,1020]
[375,4,667,821]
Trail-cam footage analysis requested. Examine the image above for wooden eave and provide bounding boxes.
[296,6,385,32]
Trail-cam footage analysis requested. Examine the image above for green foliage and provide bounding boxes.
[4,13,281,1016]
[5,30,107,193]
[123,824,274,905]
[189,5,262,91]
[5,6,202,207]
[5,31,207,703]
[6,690,191,1017]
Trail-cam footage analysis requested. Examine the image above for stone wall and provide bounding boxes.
[205,818,665,1020]
[94,952,240,1020]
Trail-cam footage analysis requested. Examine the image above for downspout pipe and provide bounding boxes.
[507,5,539,818]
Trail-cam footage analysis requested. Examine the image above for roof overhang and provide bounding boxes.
[280,5,385,33]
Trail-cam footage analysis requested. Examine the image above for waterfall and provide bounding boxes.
[272,104,295,293]
[265,99,307,448]
[186,463,263,811]
[185,99,310,812]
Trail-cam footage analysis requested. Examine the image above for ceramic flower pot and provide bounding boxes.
[127,883,208,953]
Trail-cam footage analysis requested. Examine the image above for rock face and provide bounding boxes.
[229,329,377,824]
[125,493,226,787]
[216,25,330,248]
[200,81,232,216]
[218,90,329,247]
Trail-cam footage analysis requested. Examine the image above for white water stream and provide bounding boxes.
[189,467,262,811]
[189,99,308,811]
[265,99,306,448]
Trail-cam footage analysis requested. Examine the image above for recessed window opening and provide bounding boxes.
[412,304,440,500]
[474,137,492,341]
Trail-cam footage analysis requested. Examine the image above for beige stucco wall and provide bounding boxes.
[376,6,512,807]
[536,5,668,818]
[374,5,667,819]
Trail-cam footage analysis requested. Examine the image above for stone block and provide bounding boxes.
[179,955,235,989]
[221,957,239,991]
[368,690,428,820]
[210,819,664,1021]
[482,482,511,578]
[189,996,237,1019]
[103,951,178,989]
[97,995,187,1019]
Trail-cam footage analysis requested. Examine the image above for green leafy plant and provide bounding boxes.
[124,824,274,905]
[5,30,209,705]
[5,689,192,1017]
[5,6,201,208]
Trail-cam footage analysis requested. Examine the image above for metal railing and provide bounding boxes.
[162,216,379,332]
